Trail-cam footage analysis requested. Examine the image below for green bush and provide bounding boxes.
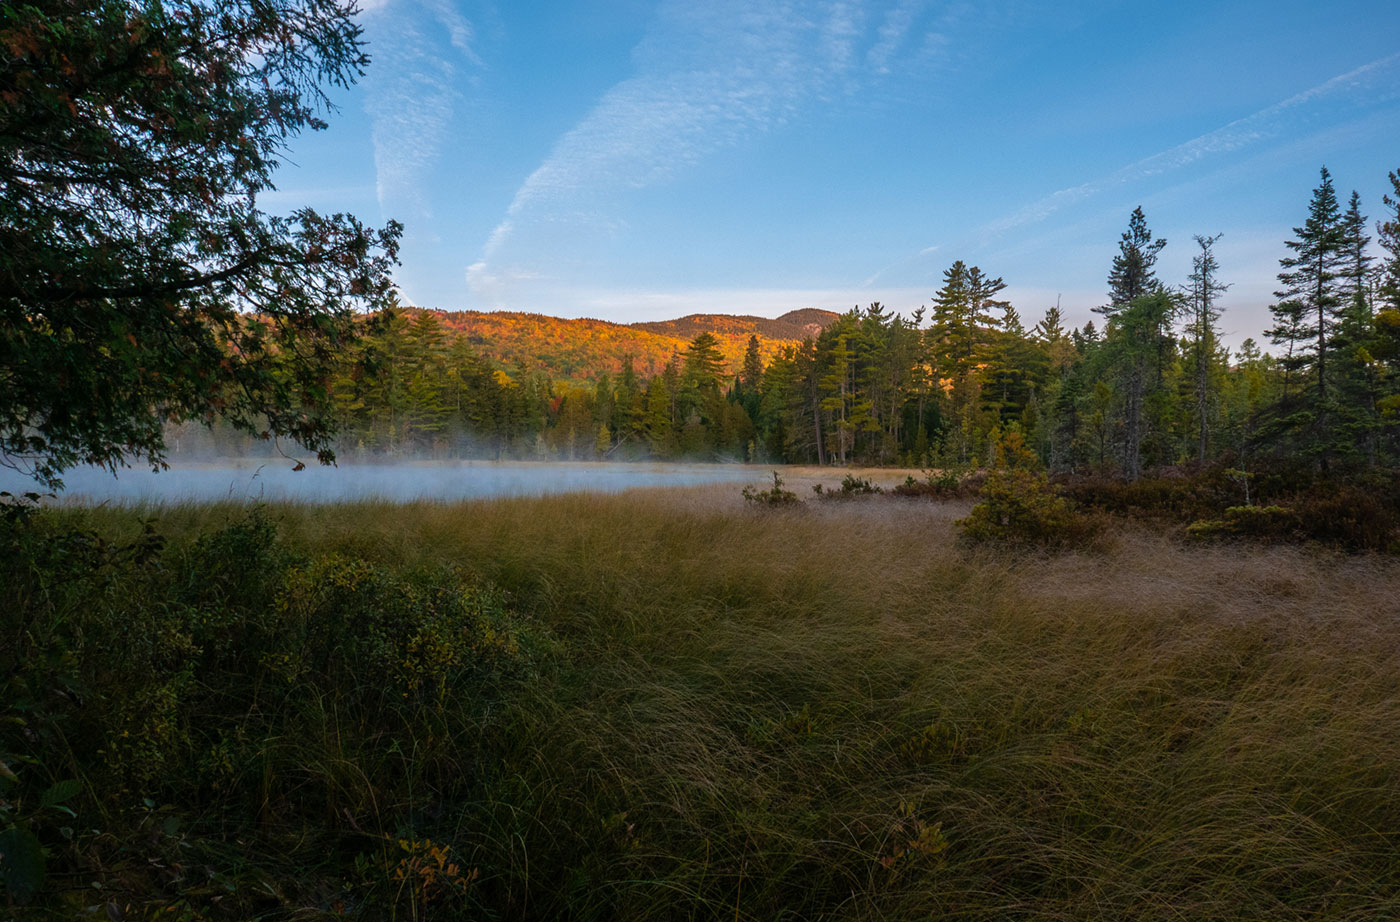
[814,474,884,499]
[0,508,540,916]
[958,469,1097,546]
[1186,505,1301,541]
[742,471,801,506]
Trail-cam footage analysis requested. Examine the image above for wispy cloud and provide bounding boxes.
[361,0,486,221]
[467,0,956,306]
[980,52,1400,239]
[867,0,925,74]
[851,52,1400,292]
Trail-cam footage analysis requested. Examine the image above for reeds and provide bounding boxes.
[4,486,1399,919]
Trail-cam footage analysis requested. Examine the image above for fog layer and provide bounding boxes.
[1,460,766,505]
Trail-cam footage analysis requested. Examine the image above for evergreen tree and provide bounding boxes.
[1378,168,1400,312]
[403,311,450,448]
[737,334,765,427]
[741,335,765,390]
[1094,209,1171,478]
[1266,166,1346,467]
[682,332,727,392]
[1274,166,1345,403]
[1331,194,1386,467]
[928,261,1004,383]
[1104,292,1175,481]
[795,338,825,465]
[756,345,797,461]
[643,374,675,458]
[818,320,857,464]
[1103,206,1167,310]
[1340,190,1373,314]
[1266,299,1308,398]
[1187,234,1229,463]
[1035,301,1078,374]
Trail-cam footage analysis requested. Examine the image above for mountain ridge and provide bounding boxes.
[426,307,841,382]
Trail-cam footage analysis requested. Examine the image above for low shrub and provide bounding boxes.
[0,508,541,916]
[1292,484,1400,551]
[958,469,1098,546]
[1186,505,1301,542]
[814,474,884,499]
[1057,468,1236,521]
[742,471,801,506]
[891,469,985,499]
[1067,467,1399,552]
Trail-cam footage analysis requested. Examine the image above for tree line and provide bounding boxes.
[190,166,1399,479]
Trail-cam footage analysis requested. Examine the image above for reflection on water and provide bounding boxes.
[0,460,765,504]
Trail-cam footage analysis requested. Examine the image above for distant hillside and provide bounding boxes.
[631,309,839,342]
[431,308,840,383]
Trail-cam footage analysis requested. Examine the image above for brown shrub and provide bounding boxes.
[1186,505,1301,542]
[1293,485,1399,552]
[1057,469,1236,522]
[891,470,986,500]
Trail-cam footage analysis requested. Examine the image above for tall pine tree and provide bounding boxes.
[1378,168,1400,312]
[1273,166,1344,403]
[1187,234,1228,463]
[1103,206,1167,310]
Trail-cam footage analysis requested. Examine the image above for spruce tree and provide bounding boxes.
[1187,234,1229,463]
[1340,190,1373,314]
[643,374,674,458]
[741,335,765,390]
[1333,191,1383,466]
[1104,292,1174,481]
[1266,299,1308,398]
[1102,206,1166,311]
[757,345,797,461]
[1378,169,1400,312]
[1099,208,1168,479]
[1273,166,1344,402]
[737,333,765,426]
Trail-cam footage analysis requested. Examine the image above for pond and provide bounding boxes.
[0,460,768,505]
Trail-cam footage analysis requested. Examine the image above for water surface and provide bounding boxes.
[1,460,766,505]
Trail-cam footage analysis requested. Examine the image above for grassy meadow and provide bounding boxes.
[4,482,1400,920]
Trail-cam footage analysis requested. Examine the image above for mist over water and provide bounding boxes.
[0,460,765,505]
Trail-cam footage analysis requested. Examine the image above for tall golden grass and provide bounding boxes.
[13,484,1400,919]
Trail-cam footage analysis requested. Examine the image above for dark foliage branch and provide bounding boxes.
[0,0,401,488]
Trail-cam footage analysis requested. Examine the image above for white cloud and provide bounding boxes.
[465,0,957,307]
[360,0,485,221]
[979,52,1400,240]
[867,0,924,74]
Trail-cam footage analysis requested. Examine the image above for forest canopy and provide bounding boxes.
[267,168,1400,479]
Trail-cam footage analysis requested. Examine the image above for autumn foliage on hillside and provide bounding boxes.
[432,309,837,382]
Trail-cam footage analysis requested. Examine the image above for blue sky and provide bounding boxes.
[271,0,1400,346]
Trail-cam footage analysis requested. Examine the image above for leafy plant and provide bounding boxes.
[815,474,884,499]
[743,471,801,506]
[959,470,1097,545]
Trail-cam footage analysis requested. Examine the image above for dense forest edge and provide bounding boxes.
[174,169,1400,482]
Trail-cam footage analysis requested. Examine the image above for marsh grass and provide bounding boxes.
[4,486,1400,919]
